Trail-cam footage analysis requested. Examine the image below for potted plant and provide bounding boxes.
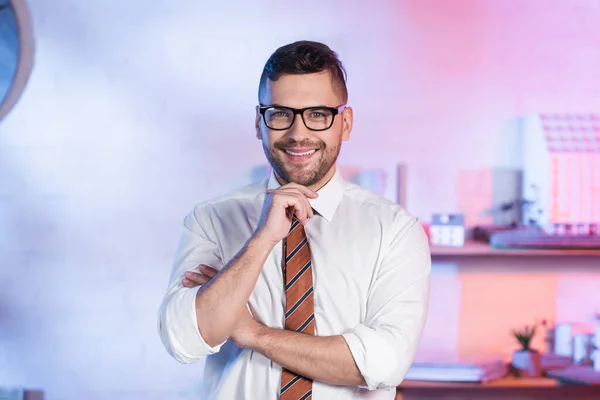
[511,324,542,377]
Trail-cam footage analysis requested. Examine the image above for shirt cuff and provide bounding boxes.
[162,285,226,363]
[342,324,399,391]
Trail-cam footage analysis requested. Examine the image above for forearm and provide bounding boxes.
[195,233,274,346]
[250,327,365,387]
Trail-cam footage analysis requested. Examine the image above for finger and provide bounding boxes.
[269,184,318,199]
[182,277,201,288]
[285,183,319,199]
[279,192,309,221]
[287,193,311,224]
[198,264,218,277]
[271,190,313,224]
[298,191,313,221]
[184,271,209,285]
[275,189,313,220]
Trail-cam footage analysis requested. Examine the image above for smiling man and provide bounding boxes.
[158,41,431,400]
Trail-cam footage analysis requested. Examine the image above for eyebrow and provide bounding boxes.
[264,104,333,108]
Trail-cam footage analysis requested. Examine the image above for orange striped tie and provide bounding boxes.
[280,215,314,400]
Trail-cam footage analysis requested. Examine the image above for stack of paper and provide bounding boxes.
[540,353,573,371]
[404,354,508,383]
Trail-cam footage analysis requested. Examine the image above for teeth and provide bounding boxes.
[286,149,316,156]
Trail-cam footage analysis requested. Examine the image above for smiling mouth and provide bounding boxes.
[285,149,317,156]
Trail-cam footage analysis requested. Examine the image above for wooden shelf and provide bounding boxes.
[397,377,600,400]
[399,376,558,388]
[430,241,600,257]
[546,366,600,386]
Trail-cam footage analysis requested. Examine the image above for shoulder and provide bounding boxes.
[342,181,427,245]
[342,183,431,277]
[187,179,267,223]
[342,181,415,225]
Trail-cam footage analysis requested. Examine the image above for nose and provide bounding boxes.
[284,114,312,142]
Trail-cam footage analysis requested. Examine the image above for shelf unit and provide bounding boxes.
[430,241,600,258]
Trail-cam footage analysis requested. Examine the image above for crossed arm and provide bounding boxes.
[177,220,431,390]
[252,321,366,386]
[182,266,364,386]
[159,207,431,390]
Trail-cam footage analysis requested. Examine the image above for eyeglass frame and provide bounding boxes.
[258,104,347,131]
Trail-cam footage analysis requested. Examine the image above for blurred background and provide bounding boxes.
[0,0,599,399]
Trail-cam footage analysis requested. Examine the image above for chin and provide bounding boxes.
[269,155,332,187]
[288,169,328,187]
[286,173,313,186]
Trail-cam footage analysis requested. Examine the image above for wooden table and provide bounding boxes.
[546,365,600,386]
[429,240,600,258]
[396,376,600,399]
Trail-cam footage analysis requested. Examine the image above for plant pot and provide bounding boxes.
[512,350,542,377]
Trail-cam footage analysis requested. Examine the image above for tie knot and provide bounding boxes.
[288,212,307,234]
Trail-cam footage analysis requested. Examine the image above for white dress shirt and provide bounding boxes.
[158,166,431,400]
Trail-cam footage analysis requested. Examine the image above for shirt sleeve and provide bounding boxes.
[157,205,227,363]
[342,215,431,390]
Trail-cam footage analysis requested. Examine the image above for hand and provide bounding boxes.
[255,183,318,246]
[182,264,218,288]
[230,307,263,349]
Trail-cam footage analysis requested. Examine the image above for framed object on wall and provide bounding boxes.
[0,0,34,122]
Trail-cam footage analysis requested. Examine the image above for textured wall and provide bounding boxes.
[1,0,600,398]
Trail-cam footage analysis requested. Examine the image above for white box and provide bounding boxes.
[430,214,465,247]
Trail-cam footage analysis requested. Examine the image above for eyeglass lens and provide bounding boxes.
[264,107,334,130]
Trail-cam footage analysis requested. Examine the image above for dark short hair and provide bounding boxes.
[258,40,348,104]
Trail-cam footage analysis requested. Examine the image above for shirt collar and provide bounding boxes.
[266,166,345,223]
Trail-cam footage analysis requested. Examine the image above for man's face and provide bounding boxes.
[256,72,353,188]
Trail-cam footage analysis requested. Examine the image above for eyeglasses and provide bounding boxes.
[258,104,346,131]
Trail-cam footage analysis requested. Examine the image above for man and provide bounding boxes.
[158,40,431,400]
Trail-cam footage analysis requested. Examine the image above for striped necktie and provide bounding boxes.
[280,215,314,400]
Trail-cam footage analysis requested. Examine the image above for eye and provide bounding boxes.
[265,108,292,120]
[307,108,332,119]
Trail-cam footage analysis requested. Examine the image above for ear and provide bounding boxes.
[255,106,263,140]
[341,106,353,141]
